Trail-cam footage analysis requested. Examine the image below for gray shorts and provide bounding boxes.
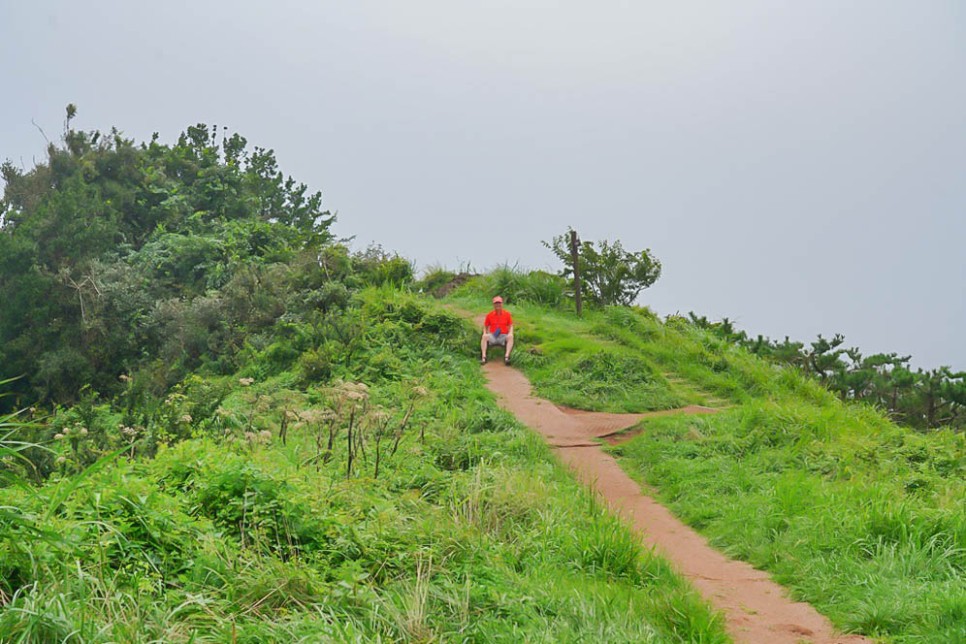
[485,333,508,346]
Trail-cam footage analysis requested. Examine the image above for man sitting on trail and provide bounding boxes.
[481,296,514,366]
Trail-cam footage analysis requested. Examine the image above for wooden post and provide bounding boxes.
[570,230,582,317]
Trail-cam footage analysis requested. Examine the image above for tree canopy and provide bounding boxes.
[688,313,966,431]
[0,107,413,409]
[543,229,662,307]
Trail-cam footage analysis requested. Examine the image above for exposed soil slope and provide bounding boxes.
[481,361,871,644]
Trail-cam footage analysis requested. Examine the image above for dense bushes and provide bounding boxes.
[0,119,336,407]
[0,116,430,411]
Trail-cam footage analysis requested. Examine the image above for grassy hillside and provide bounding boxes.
[448,282,965,644]
[3,121,961,642]
[0,289,728,642]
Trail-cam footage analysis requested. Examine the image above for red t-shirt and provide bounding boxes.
[484,310,513,335]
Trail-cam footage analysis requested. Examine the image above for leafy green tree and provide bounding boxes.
[887,364,917,417]
[543,229,661,306]
[803,334,846,383]
[914,367,965,428]
[0,106,337,408]
[702,316,965,431]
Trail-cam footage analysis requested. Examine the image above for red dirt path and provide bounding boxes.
[481,360,871,644]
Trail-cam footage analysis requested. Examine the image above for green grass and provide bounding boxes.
[0,291,729,642]
[444,286,964,643]
[611,403,964,643]
[459,264,568,309]
[450,295,703,412]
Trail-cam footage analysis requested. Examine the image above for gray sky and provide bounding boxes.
[2,1,964,370]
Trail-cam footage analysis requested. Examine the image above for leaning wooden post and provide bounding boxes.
[570,229,582,317]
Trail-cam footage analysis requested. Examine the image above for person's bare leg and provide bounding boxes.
[505,336,514,362]
[480,334,489,361]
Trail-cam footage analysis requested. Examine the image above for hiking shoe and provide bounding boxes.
[504,357,511,366]
[481,357,487,365]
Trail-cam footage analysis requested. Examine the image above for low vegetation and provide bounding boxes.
[447,286,964,643]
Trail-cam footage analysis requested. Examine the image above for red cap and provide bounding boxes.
[492,296,503,303]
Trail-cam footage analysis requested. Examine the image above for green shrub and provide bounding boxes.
[456,266,568,308]
[532,349,682,412]
[352,245,414,287]
[296,346,336,385]
[460,403,517,434]
[417,267,457,294]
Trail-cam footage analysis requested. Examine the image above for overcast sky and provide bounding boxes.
[2,1,964,370]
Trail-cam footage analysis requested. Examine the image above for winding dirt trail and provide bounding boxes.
[481,361,871,643]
